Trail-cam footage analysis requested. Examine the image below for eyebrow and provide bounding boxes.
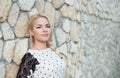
[36,24,50,26]
[46,24,50,26]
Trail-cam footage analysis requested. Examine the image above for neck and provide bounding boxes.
[32,41,47,50]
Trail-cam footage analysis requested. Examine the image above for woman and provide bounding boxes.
[16,13,67,78]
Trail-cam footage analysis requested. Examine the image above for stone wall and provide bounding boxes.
[0,0,120,78]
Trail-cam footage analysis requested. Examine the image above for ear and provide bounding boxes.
[29,29,34,36]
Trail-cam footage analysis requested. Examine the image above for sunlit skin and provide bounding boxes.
[29,17,51,50]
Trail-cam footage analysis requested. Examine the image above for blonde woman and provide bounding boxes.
[16,13,67,78]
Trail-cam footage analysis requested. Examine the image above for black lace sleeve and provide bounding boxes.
[16,53,39,78]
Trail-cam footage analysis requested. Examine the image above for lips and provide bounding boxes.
[41,34,49,37]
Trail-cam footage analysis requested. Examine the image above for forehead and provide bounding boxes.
[33,17,49,25]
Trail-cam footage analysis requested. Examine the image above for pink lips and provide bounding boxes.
[41,34,49,37]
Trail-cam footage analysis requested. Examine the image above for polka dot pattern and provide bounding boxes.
[28,48,66,78]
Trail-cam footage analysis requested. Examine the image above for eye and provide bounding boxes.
[46,25,51,28]
[36,24,42,29]
[36,26,41,29]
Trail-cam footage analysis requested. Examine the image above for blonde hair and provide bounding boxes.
[27,13,53,48]
[27,13,70,67]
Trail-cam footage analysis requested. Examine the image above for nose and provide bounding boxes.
[43,27,47,32]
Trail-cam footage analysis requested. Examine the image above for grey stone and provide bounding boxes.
[81,63,91,74]
[0,0,12,22]
[81,3,88,13]
[60,4,68,17]
[52,33,57,47]
[8,3,19,26]
[13,39,28,65]
[1,22,15,40]
[0,63,5,78]
[45,2,55,27]
[70,21,79,42]
[18,0,35,11]
[71,51,79,64]
[73,0,80,11]
[79,0,82,11]
[86,71,93,78]
[0,30,2,38]
[54,11,62,27]
[0,40,3,59]
[88,3,95,15]
[52,0,65,9]
[29,8,38,17]
[68,6,76,20]
[82,0,88,5]
[12,0,16,1]
[93,68,105,78]
[3,40,15,63]
[62,18,70,33]
[76,12,81,23]
[6,64,19,78]
[65,0,74,6]
[70,41,78,53]
[58,43,67,55]
[55,28,67,46]
[110,15,119,22]
[70,65,76,78]
[15,13,29,37]
[46,0,53,2]
[95,0,103,12]
[101,65,110,77]
[81,12,90,22]
[35,0,45,12]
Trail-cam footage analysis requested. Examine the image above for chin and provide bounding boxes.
[41,38,50,42]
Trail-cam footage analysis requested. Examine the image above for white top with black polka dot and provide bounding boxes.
[27,48,66,78]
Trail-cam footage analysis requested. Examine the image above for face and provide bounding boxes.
[30,17,51,43]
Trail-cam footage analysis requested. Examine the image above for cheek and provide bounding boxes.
[48,29,52,34]
[32,30,41,36]
[49,30,52,37]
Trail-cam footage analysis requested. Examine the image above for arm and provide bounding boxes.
[16,53,39,78]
